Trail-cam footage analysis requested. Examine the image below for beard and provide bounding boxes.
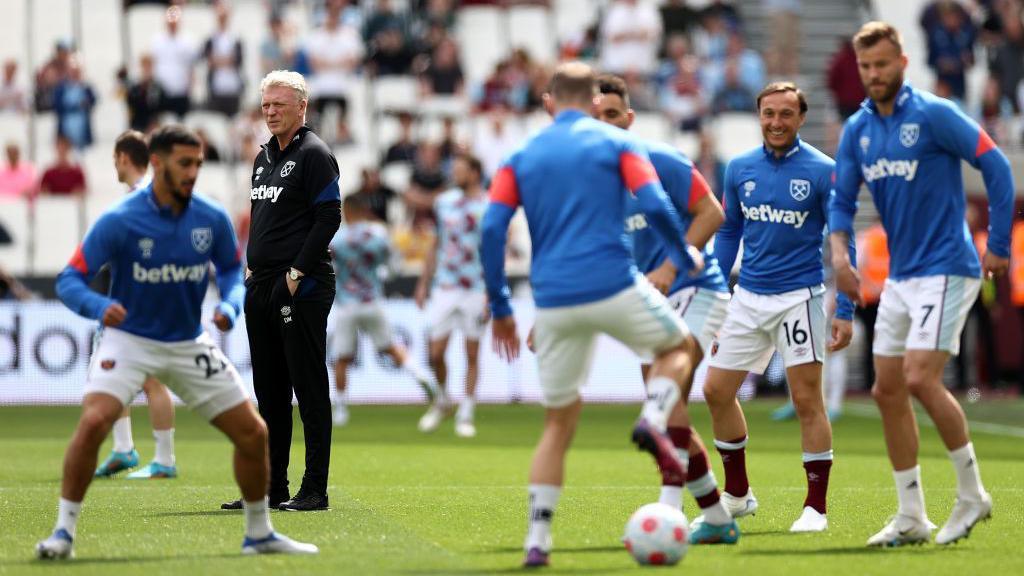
[869,75,903,105]
[163,169,193,208]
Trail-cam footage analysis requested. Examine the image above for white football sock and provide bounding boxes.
[112,416,133,453]
[687,471,731,525]
[243,498,274,540]
[640,377,680,431]
[457,397,475,422]
[894,465,926,519]
[400,357,438,390]
[525,484,560,552]
[949,442,986,500]
[659,486,683,509]
[153,429,175,467]
[56,498,82,538]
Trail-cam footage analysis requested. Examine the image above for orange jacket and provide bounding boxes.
[1012,221,1024,306]
[857,223,889,305]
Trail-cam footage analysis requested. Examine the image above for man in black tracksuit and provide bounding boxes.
[222,71,341,511]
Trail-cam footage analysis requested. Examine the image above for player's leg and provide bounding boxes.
[785,361,831,532]
[824,346,848,421]
[126,378,177,479]
[369,303,438,399]
[279,279,334,511]
[332,357,353,426]
[522,306,595,567]
[455,338,480,437]
[331,305,358,427]
[420,293,456,431]
[94,403,139,478]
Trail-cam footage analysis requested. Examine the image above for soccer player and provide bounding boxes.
[94,130,179,480]
[830,22,1012,546]
[482,62,736,568]
[330,194,438,426]
[594,73,738,543]
[413,153,489,437]
[36,125,317,560]
[703,81,856,533]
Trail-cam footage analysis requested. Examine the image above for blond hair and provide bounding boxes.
[260,70,309,102]
[853,21,904,53]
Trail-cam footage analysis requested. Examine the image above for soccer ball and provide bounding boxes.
[622,503,689,566]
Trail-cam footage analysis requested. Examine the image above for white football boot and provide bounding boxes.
[35,529,74,560]
[789,506,828,533]
[242,532,319,555]
[935,492,992,545]
[866,514,936,547]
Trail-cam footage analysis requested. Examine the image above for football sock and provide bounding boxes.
[56,498,81,538]
[153,429,175,467]
[894,465,926,519]
[401,358,438,394]
[641,377,680,431]
[687,446,725,514]
[659,427,691,509]
[802,450,833,514]
[714,435,749,497]
[949,442,986,500]
[112,416,133,453]
[243,497,274,540]
[457,397,475,422]
[525,484,560,552]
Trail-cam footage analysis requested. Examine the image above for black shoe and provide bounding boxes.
[221,492,289,510]
[278,492,329,511]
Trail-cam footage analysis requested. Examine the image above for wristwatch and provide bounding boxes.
[288,268,302,281]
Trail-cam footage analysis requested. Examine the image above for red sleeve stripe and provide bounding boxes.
[688,169,712,211]
[489,166,520,207]
[976,128,996,157]
[620,152,659,195]
[69,244,88,274]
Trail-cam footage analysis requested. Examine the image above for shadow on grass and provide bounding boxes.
[401,566,633,576]
[145,510,243,518]
[2,551,242,568]
[740,545,968,557]
[472,545,623,555]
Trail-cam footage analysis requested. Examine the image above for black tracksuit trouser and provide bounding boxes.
[245,273,334,496]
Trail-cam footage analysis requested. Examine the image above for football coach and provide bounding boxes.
[222,70,341,512]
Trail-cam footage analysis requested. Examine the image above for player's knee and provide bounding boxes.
[791,390,824,420]
[428,349,446,367]
[903,373,933,398]
[79,408,117,440]
[702,380,729,407]
[871,381,899,404]
[239,418,268,457]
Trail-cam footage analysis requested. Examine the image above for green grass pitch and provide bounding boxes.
[0,399,1021,575]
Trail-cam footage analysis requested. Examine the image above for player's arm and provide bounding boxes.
[210,211,245,331]
[829,126,864,304]
[414,216,439,309]
[482,164,520,361]
[621,147,698,274]
[292,149,343,279]
[927,99,1014,277]
[55,213,122,323]
[684,169,723,250]
[711,160,743,279]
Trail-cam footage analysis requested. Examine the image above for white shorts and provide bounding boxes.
[533,277,689,408]
[332,302,393,358]
[873,275,981,356]
[668,287,731,353]
[425,288,487,341]
[84,328,247,421]
[708,285,826,373]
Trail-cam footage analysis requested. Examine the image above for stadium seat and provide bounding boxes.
[32,196,85,275]
[554,0,597,45]
[418,95,470,120]
[631,112,672,143]
[507,5,556,64]
[0,116,28,145]
[334,147,376,196]
[79,0,123,100]
[455,6,508,84]
[194,163,234,211]
[29,0,74,73]
[672,131,700,160]
[712,113,763,161]
[371,76,419,114]
[0,199,31,275]
[380,163,412,193]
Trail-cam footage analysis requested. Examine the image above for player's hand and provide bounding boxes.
[285,272,299,296]
[833,261,863,307]
[414,283,428,309]
[526,325,536,353]
[982,251,1009,279]
[828,318,853,352]
[686,245,704,277]
[212,311,232,332]
[646,259,676,295]
[102,303,127,327]
[491,316,520,362]
[245,267,252,281]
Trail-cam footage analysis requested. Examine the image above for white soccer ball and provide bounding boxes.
[622,502,689,566]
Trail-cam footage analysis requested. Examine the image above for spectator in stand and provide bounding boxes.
[474,60,516,113]
[705,0,742,29]
[695,130,726,198]
[692,10,730,64]
[151,5,197,119]
[367,25,416,77]
[261,14,296,76]
[826,36,867,121]
[763,0,801,76]
[0,60,27,114]
[233,106,271,162]
[382,111,419,165]
[472,104,523,179]
[655,33,691,90]
[712,61,755,113]
[202,2,245,118]
[306,0,364,144]
[34,40,73,112]
[353,167,397,224]
[600,0,663,76]
[660,55,706,132]
[0,142,37,199]
[126,54,164,133]
[39,135,86,196]
[414,21,448,61]
[437,116,463,166]
[417,0,457,32]
[53,59,97,151]
[509,48,546,111]
[703,32,765,103]
[363,0,407,43]
[419,37,464,97]
[403,141,446,221]
[195,128,223,163]
[0,264,35,301]
[985,0,1024,116]
[659,0,699,49]
[922,0,976,100]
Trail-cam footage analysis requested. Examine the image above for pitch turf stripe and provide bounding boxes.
[844,403,1024,438]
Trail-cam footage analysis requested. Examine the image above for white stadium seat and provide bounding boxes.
[32,196,85,275]
[0,199,32,275]
[455,7,507,84]
[371,76,420,113]
[631,112,672,143]
[508,6,556,63]
[712,113,763,161]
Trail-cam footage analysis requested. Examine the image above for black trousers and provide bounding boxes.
[245,273,334,495]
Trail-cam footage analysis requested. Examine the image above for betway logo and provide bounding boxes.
[861,158,919,183]
[132,262,207,283]
[740,203,810,229]
[250,185,283,203]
